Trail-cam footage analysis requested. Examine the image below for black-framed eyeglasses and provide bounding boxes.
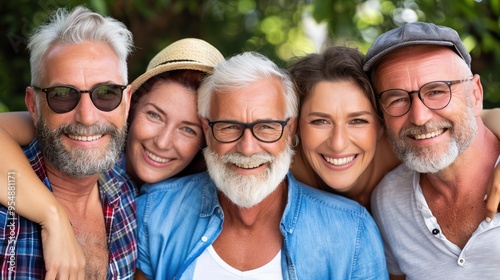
[32,84,127,114]
[377,77,473,117]
[208,119,290,143]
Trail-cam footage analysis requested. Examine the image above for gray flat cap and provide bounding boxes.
[363,22,471,72]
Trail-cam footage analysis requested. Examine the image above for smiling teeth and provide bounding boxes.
[68,134,103,141]
[146,150,170,163]
[413,129,444,140]
[324,156,355,166]
[234,163,262,169]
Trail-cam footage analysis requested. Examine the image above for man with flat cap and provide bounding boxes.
[364,22,500,279]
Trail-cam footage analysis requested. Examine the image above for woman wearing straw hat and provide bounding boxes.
[0,38,224,183]
[125,38,224,184]
[0,38,224,276]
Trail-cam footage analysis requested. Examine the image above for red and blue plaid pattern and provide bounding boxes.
[0,138,137,279]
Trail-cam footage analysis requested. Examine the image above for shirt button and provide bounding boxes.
[458,258,465,266]
[201,236,208,242]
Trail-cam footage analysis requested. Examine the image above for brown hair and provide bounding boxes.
[288,46,381,120]
[129,70,205,120]
[288,46,382,193]
[128,69,208,177]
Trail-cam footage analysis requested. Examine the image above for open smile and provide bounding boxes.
[233,162,265,169]
[411,129,445,140]
[145,149,172,164]
[323,155,356,166]
[68,134,103,141]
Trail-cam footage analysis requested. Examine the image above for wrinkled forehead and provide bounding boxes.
[42,42,124,86]
[208,78,287,121]
[375,45,464,73]
[373,45,467,90]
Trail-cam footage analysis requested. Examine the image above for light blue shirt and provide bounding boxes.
[136,172,388,279]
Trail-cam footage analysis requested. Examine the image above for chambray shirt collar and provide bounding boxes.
[197,173,301,233]
[199,177,224,219]
[280,173,301,234]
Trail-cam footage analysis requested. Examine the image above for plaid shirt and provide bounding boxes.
[0,138,137,279]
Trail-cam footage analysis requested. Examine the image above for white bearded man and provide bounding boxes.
[135,52,388,280]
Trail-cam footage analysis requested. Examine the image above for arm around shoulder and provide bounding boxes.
[0,111,35,145]
[481,108,500,221]
[0,117,85,279]
[481,108,500,137]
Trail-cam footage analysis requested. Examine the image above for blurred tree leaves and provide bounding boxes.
[1,0,499,112]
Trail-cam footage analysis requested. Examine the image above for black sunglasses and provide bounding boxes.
[32,84,126,114]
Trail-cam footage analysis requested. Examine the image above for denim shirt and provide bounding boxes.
[136,172,388,279]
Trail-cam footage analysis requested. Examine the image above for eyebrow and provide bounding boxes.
[306,110,374,118]
[145,103,201,128]
[145,103,167,117]
[348,111,375,118]
[306,112,329,118]
[182,120,202,128]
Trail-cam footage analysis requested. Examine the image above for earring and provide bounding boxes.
[292,134,300,148]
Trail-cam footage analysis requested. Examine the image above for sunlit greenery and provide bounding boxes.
[1,0,499,111]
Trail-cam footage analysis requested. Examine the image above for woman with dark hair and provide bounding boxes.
[289,46,500,210]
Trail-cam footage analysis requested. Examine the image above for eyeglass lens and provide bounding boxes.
[380,81,452,117]
[44,85,124,113]
[211,121,286,143]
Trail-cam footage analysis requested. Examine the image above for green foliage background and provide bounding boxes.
[1,0,499,112]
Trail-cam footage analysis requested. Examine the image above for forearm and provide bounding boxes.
[482,108,500,220]
[0,111,35,145]
[0,127,67,225]
[482,108,500,138]
[0,113,85,276]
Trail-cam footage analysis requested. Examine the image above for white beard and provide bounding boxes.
[203,144,294,208]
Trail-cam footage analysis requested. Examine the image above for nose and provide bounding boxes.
[236,128,261,156]
[153,126,174,150]
[73,93,100,126]
[407,95,434,126]
[327,124,349,152]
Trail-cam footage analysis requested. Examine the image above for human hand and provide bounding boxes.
[485,163,500,222]
[41,208,85,280]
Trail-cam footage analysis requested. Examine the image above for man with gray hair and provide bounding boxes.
[0,6,136,279]
[135,51,387,279]
[366,22,500,278]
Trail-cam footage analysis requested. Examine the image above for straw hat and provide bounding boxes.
[130,38,224,92]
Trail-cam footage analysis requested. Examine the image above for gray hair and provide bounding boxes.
[198,52,298,119]
[28,6,133,86]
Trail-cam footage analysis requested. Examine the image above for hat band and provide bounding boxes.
[154,59,199,69]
